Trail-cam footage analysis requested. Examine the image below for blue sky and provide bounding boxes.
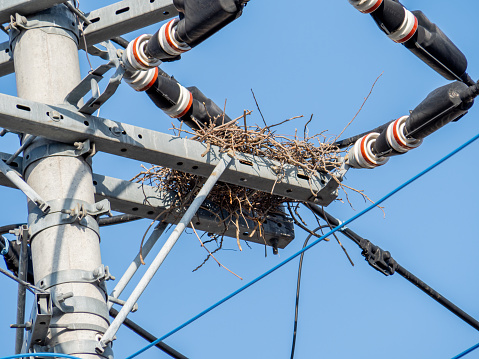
[1,0,479,358]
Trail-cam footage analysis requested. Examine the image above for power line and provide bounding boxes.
[451,342,479,359]
[124,131,479,359]
[290,226,328,359]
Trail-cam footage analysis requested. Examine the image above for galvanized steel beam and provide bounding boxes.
[0,152,295,248]
[0,0,177,78]
[0,93,340,206]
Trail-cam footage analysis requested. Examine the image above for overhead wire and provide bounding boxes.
[451,342,479,359]
[124,131,479,359]
[290,225,328,359]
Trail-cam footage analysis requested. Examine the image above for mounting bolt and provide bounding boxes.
[110,126,122,137]
[96,203,104,211]
[48,111,63,121]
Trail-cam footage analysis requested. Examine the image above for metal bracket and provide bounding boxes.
[23,140,95,171]
[108,296,138,313]
[22,292,53,350]
[9,10,79,51]
[51,293,110,323]
[64,41,125,115]
[28,211,101,240]
[40,340,114,359]
[359,238,398,276]
[36,264,114,292]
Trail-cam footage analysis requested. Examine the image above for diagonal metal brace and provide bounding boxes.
[97,152,234,351]
[0,158,50,213]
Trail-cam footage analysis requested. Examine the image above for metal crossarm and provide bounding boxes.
[0,0,177,78]
[0,93,340,206]
[0,152,295,248]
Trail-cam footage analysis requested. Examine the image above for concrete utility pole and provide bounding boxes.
[11,3,112,357]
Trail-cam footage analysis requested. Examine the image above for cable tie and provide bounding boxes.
[336,219,347,232]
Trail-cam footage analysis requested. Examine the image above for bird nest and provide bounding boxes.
[132,112,347,252]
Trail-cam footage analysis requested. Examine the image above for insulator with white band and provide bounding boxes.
[348,0,383,14]
[387,7,418,44]
[124,67,158,92]
[347,133,389,169]
[157,19,191,57]
[163,84,193,119]
[386,116,422,153]
[123,34,162,71]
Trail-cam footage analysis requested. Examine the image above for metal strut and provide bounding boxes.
[0,158,50,213]
[97,151,234,351]
[307,204,479,332]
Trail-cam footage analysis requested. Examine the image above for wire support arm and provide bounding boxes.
[306,203,479,332]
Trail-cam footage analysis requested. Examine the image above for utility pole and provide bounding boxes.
[11,3,111,357]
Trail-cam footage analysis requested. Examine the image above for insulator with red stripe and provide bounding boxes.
[348,0,383,14]
[124,67,232,129]
[349,0,472,84]
[123,67,159,92]
[346,133,389,169]
[387,7,417,44]
[146,19,192,62]
[122,34,162,71]
[373,116,422,157]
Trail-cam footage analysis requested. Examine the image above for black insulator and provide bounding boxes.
[373,129,402,158]
[371,0,406,34]
[180,86,232,129]
[145,74,182,112]
[405,81,474,139]
[403,11,469,82]
[173,0,246,48]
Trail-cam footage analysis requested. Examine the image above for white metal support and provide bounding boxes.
[98,152,234,351]
[108,222,167,310]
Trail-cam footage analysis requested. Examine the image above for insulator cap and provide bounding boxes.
[347,133,389,169]
[122,34,162,71]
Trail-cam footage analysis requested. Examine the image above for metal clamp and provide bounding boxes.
[23,140,96,171]
[51,293,110,324]
[359,238,398,276]
[9,9,79,50]
[36,264,115,291]
[28,211,101,240]
[40,340,114,359]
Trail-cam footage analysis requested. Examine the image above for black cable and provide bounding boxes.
[333,120,394,149]
[306,203,479,332]
[109,307,188,359]
[0,215,142,235]
[111,36,130,49]
[98,214,143,227]
[290,225,329,359]
[0,223,25,236]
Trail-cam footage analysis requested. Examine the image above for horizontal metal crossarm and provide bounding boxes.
[0,93,340,206]
[82,0,177,46]
[0,0,177,78]
[0,152,294,248]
